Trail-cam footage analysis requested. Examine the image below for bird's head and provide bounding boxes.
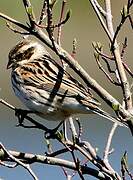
[7,39,49,69]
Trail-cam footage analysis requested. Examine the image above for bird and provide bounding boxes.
[7,38,125,126]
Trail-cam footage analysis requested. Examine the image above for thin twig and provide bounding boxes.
[103,122,120,179]
[6,22,29,35]
[81,141,97,160]
[71,38,77,58]
[89,0,112,42]
[57,0,67,45]
[93,0,107,18]
[38,0,47,25]
[47,148,69,157]
[0,161,18,168]
[46,0,57,51]
[0,12,30,32]
[75,118,83,140]
[128,15,133,29]
[71,151,85,180]
[121,37,128,59]
[111,14,128,50]
[94,52,121,85]
[0,143,38,180]
[103,122,118,162]
[22,0,36,28]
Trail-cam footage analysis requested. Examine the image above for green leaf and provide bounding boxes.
[56,130,64,141]
[26,6,33,15]
[112,103,119,111]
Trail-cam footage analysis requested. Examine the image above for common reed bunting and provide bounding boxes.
[7,39,124,126]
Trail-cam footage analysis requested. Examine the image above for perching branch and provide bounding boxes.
[0,143,38,180]
[0,144,113,180]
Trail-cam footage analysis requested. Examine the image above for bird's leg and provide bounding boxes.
[68,117,81,144]
[15,108,33,126]
[63,120,69,141]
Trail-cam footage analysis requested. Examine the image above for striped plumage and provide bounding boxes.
[7,39,124,125]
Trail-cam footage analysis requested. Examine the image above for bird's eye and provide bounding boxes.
[23,47,34,60]
[15,53,23,60]
[15,47,34,61]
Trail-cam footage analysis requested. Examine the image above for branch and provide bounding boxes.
[0,148,110,180]
[57,0,66,45]
[0,143,38,180]
[0,99,50,132]
[103,123,118,161]
[105,0,132,110]
[22,0,36,28]
[65,140,120,179]
[103,122,118,175]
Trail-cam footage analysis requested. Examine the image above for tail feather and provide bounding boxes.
[92,107,127,127]
[78,97,127,127]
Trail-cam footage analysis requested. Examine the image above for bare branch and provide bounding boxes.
[0,12,30,32]
[0,148,109,179]
[22,0,36,28]
[105,0,132,110]
[89,0,112,42]
[70,151,85,180]
[103,122,118,168]
[0,143,38,180]
[93,0,107,18]
[57,0,67,45]
[38,1,47,25]
[6,22,29,35]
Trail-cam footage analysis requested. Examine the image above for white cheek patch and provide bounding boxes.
[18,59,28,65]
[19,42,50,62]
[32,44,47,59]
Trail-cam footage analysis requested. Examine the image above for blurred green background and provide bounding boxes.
[0,0,133,179]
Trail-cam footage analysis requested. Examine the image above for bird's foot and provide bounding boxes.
[15,108,33,126]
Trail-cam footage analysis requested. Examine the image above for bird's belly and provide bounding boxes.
[12,85,70,121]
[23,98,69,121]
[12,81,93,122]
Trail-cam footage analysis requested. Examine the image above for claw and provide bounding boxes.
[15,108,31,126]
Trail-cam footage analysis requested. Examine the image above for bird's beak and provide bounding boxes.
[6,61,12,69]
